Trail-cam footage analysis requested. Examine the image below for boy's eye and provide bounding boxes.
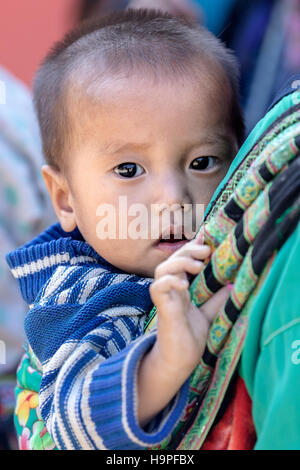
[113,162,145,178]
[189,156,218,171]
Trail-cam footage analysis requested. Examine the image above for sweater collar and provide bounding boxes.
[6,222,123,304]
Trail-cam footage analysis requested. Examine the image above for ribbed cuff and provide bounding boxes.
[88,333,190,450]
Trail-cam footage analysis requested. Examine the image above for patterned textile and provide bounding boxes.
[145,99,300,449]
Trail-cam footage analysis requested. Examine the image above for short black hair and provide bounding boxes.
[34,8,245,170]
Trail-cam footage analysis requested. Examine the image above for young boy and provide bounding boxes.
[7,9,244,449]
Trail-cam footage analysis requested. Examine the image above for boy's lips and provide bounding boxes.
[154,239,189,253]
[153,226,190,253]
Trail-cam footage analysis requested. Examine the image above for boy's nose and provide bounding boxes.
[152,172,191,211]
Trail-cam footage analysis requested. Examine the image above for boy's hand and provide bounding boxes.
[149,235,230,376]
[137,235,231,426]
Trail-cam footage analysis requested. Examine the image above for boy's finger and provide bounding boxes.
[150,275,190,315]
[155,256,204,279]
[179,243,210,258]
[172,234,210,257]
[150,274,189,297]
[159,243,210,265]
[200,285,232,324]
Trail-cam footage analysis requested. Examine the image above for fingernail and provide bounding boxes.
[226,283,234,291]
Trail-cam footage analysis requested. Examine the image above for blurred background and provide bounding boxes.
[1,0,300,129]
[0,0,299,449]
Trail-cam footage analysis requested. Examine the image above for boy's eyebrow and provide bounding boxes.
[189,134,234,148]
[99,141,152,156]
[99,134,234,157]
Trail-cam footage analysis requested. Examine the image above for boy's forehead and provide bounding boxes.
[65,78,236,168]
[67,64,231,127]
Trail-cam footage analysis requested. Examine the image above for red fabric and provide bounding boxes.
[201,376,256,450]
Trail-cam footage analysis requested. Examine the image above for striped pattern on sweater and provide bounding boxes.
[6,223,190,449]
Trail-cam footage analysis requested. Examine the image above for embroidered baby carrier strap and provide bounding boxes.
[145,103,300,450]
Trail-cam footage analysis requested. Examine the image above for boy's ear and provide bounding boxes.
[42,165,77,232]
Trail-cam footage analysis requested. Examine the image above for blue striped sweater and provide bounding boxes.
[6,223,189,450]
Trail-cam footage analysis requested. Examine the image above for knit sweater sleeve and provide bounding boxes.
[24,267,189,450]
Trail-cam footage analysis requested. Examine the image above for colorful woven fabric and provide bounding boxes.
[145,96,300,450]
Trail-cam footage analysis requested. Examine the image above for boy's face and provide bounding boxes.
[57,74,238,277]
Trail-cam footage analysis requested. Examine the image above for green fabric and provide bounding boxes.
[240,222,300,450]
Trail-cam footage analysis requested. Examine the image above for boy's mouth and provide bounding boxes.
[154,227,190,253]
